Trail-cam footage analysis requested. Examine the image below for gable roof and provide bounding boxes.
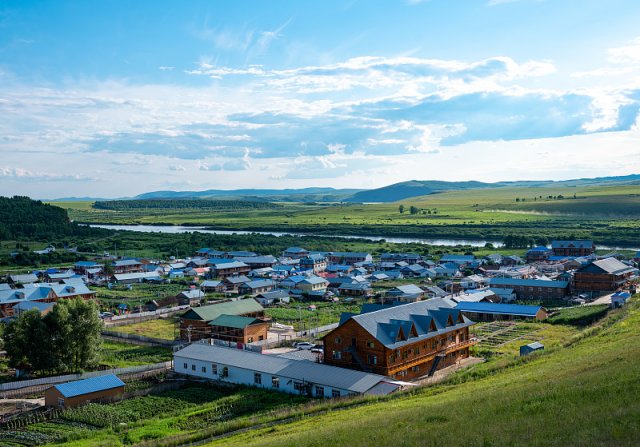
[208,314,265,328]
[54,374,125,398]
[181,299,264,321]
[578,258,637,275]
[338,297,470,349]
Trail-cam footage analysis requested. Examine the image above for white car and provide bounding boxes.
[293,342,316,350]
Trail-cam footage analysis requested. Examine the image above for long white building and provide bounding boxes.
[174,343,404,398]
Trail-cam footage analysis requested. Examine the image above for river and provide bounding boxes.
[88,224,505,247]
[88,224,640,251]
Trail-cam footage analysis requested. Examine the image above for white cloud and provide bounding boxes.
[0,166,97,182]
[608,37,640,64]
[169,164,186,171]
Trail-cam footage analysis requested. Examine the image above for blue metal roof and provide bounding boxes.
[489,278,569,288]
[54,374,125,398]
[455,301,542,317]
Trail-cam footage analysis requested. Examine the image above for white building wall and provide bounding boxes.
[174,354,351,398]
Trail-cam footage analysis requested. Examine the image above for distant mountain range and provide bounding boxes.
[48,174,640,204]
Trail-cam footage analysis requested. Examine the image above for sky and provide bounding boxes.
[1,0,640,199]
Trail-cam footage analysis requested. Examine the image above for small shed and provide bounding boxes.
[520,342,544,357]
[45,374,125,408]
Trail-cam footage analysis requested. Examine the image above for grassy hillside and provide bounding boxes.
[211,298,640,447]
[54,183,640,246]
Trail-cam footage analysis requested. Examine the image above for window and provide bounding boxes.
[248,337,254,343]
[316,386,325,397]
[191,364,196,371]
[254,373,262,384]
[332,389,340,398]
[367,341,375,348]
[332,350,342,360]
[221,367,229,378]
[367,355,377,365]
[212,363,218,375]
[415,346,420,355]
[411,365,420,372]
[272,376,280,388]
[201,366,206,373]
[183,362,188,369]
[294,381,304,392]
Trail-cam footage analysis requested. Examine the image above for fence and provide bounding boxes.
[0,361,172,394]
[101,330,179,347]
[106,305,189,324]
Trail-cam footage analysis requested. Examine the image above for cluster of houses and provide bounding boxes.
[15,240,638,408]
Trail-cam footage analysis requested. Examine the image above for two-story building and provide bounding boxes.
[573,258,637,293]
[323,298,476,380]
[551,240,595,257]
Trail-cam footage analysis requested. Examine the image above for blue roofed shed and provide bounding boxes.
[520,342,544,356]
[45,374,125,408]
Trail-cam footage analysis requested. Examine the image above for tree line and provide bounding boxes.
[3,299,102,374]
[93,199,282,211]
[0,196,102,240]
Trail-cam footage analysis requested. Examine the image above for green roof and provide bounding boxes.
[208,314,265,329]
[181,299,264,322]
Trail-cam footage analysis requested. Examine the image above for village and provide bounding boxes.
[0,238,638,444]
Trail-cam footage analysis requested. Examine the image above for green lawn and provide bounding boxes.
[99,341,173,368]
[111,317,178,341]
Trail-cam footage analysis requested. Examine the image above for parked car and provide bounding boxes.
[293,342,316,350]
[310,347,323,354]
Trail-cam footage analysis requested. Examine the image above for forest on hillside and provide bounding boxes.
[0,196,102,240]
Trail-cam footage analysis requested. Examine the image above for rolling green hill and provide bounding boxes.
[209,298,640,447]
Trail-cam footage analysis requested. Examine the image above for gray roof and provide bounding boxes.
[579,258,637,275]
[343,297,471,349]
[235,256,277,265]
[213,261,249,269]
[387,284,423,295]
[300,276,329,285]
[113,272,161,281]
[113,259,142,267]
[9,273,38,283]
[240,279,275,290]
[223,275,251,284]
[174,343,386,394]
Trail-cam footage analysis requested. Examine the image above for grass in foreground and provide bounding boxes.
[209,298,640,447]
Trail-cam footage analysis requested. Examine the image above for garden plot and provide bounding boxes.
[474,323,542,349]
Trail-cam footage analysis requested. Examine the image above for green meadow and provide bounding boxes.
[208,298,640,447]
[53,183,640,246]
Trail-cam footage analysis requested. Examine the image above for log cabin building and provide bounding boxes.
[573,258,638,293]
[551,240,595,257]
[208,315,269,344]
[179,299,265,342]
[323,298,476,381]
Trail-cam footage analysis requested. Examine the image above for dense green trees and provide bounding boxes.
[4,299,102,374]
[0,196,102,240]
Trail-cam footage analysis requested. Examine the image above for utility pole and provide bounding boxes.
[187,325,192,344]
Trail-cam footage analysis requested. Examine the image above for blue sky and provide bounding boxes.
[1,0,640,198]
